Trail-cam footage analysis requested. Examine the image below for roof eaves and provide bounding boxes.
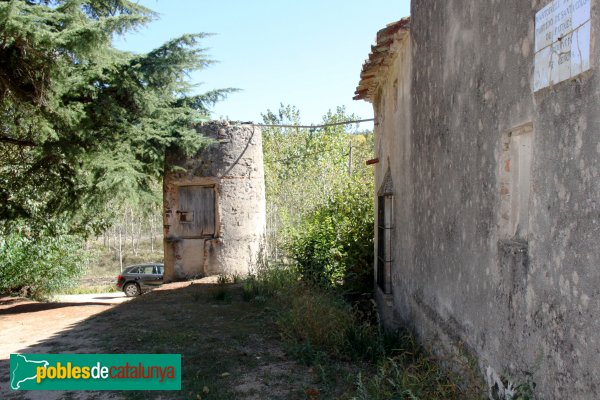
[354,17,411,102]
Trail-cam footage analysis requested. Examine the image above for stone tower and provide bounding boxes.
[163,121,266,281]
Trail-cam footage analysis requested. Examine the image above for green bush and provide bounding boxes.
[262,105,374,263]
[0,232,86,300]
[288,176,374,295]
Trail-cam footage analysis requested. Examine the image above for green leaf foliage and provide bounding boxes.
[0,230,86,299]
[262,104,374,294]
[288,176,374,294]
[0,0,237,234]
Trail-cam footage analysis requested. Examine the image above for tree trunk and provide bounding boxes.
[118,225,123,272]
[127,208,135,255]
[135,217,142,256]
[150,215,156,253]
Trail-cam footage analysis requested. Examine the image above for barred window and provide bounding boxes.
[377,194,393,294]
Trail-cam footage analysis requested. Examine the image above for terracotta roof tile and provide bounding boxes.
[354,17,410,102]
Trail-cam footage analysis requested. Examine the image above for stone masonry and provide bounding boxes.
[163,121,266,281]
[356,1,600,398]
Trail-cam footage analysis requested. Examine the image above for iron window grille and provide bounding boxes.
[377,194,393,294]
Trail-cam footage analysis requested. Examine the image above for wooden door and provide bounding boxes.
[177,186,215,238]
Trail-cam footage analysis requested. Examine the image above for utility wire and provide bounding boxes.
[270,149,350,164]
[252,118,374,129]
[256,118,374,164]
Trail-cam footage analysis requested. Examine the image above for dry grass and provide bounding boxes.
[59,284,118,295]
[278,287,353,354]
[243,263,487,400]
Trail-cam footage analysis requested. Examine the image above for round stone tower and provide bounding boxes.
[163,121,266,281]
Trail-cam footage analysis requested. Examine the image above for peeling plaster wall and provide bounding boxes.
[163,121,266,281]
[373,1,600,398]
[372,34,415,328]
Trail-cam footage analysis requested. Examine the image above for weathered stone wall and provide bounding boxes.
[371,31,416,329]
[371,1,600,398]
[163,121,266,281]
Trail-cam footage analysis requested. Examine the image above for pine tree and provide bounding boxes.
[0,0,236,234]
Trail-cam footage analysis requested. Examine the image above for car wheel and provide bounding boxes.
[123,282,141,297]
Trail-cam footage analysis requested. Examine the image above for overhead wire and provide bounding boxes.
[251,118,374,129]
[254,117,374,164]
[269,149,350,164]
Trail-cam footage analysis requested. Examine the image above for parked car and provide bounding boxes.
[116,263,164,297]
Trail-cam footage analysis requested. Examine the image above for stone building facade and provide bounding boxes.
[356,1,599,398]
[163,121,266,281]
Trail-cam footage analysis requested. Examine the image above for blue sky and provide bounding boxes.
[114,1,411,126]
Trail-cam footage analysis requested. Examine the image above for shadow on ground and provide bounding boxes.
[0,281,320,400]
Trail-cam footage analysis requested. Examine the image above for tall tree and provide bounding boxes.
[0,0,236,234]
[261,104,373,259]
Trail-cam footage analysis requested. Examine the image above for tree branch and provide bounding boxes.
[0,136,38,146]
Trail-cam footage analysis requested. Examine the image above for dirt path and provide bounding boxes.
[0,280,323,400]
[0,296,121,400]
[0,296,121,359]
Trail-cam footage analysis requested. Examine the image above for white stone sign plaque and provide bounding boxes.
[534,0,591,91]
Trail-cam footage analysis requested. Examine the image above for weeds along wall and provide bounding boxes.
[163,121,266,281]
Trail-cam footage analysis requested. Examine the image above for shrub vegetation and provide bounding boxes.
[288,177,374,295]
[0,231,86,299]
[242,263,486,400]
[262,104,375,296]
